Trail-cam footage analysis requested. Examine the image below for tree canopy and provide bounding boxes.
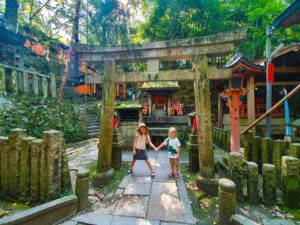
[1,0,300,60]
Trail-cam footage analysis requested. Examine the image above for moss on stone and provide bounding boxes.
[115,101,143,109]
[140,81,179,90]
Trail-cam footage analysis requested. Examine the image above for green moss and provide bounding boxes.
[181,165,218,224]
[283,178,300,207]
[0,96,88,143]
[115,101,143,109]
[140,81,179,90]
[84,161,129,193]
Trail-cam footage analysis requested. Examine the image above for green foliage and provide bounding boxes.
[0,96,88,143]
[140,0,300,60]
[85,161,129,193]
[177,127,189,148]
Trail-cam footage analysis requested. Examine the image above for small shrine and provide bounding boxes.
[139,81,184,117]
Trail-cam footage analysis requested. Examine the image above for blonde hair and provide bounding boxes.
[168,127,177,137]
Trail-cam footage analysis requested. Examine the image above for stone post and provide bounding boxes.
[243,131,253,161]
[194,55,217,195]
[94,60,116,186]
[75,168,90,211]
[42,77,49,97]
[22,72,29,94]
[262,164,277,205]
[32,74,39,95]
[218,178,236,225]
[216,128,219,146]
[220,129,225,149]
[229,152,244,201]
[40,130,62,202]
[112,129,125,170]
[0,137,9,195]
[273,139,285,175]
[247,162,259,204]
[289,143,300,159]
[20,136,36,201]
[225,129,230,152]
[50,73,57,98]
[281,156,300,207]
[61,142,72,192]
[12,70,19,94]
[31,139,42,203]
[261,138,273,165]
[252,136,262,172]
[8,128,27,199]
[0,66,6,95]
[187,130,199,172]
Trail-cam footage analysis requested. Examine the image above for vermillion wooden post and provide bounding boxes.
[93,60,116,186]
[230,92,241,152]
[194,55,218,195]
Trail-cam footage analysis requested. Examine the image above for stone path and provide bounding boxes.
[63,147,196,225]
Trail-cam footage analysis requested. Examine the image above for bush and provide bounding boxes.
[0,96,88,143]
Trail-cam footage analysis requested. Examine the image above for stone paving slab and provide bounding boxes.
[161,222,191,225]
[114,195,149,218]
[124,176,152,195]
[111,215,160,225]
[262,218,295,225]
[72,212,114,225]
[177,172,196,224]
[147,181,184,223]
[59,220,78,225]
[118,174,131,188]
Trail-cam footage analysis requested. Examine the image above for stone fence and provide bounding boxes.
[0,63,56,97]
[0,128,71,204]
[212,127,230,152]
[242,131,300,172]
[221,152,299,207]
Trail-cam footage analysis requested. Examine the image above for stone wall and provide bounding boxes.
[0,128,71,204]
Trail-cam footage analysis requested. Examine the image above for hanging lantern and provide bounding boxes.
[113,113,118,129]
[193,115,197,131]
[267,63,274,83]
[32,43,45,55]
[24,40,31,48]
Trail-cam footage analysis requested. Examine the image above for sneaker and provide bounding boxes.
[168,174,174,179]
[127,170,132,175]
[151,172,155,179]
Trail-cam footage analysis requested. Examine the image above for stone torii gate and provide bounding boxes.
[75,28,247,191]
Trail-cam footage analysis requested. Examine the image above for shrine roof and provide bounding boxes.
[140,82,179,91]
[272,0,300,29]
[115,101,143,109]
[224,53,265,76]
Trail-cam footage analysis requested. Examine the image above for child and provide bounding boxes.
[157,127,181,179]
[127,123,156,179]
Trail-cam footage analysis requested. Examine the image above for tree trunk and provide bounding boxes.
[58,0,81,99]
[5,0,19,33]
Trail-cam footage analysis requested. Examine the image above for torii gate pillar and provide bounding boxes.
[194,55,218,195]
[93,60,116,186]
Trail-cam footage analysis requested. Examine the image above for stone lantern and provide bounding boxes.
[221,54,264,152]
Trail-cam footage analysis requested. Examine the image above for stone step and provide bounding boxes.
[87,129,100,133]
[88,132,99,137]
[87,125,100,129]
[87,123,99,127]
